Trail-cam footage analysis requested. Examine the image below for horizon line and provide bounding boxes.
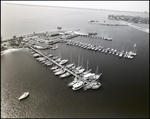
[2,2,149,14]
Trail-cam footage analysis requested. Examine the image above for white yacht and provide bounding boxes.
[51,66,58,70]
[65,63,74,68]
[81,69,92,76]
[55,70,65,75]
[59,72,71,78]
[59,59,68,65]
[72,80,84,90]
[53,68,62,72]
[75,68,85,75]
[92,82,101,89]
[67,77,78,87]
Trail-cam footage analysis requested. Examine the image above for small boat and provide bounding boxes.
[33,53,40,58]
[59,72,71,78]
[65,63,74,68]
[75,68,85,75]
[92,82,102,89]
[72,80,84,90]
[59,59,68,65]
[81,69,92,76]
[68,79,78,87]
[19,92,29,100]
[55,69,65,75]
[51,66,58,70]
[53,68,62,72]
[47,54,53,57]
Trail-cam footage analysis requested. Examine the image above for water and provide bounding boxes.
[1,3,149,118]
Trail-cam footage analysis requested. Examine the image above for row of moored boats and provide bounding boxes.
[31,51,102,90]
[65,40,136,59]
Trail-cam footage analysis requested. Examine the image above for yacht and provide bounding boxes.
[55,69,65,75]
[102,49,105,53]
[75,68,85,75]
[83,82,93,90]
[47,54,53,57]
[51,66,58,70]
[81,69,92,76]
[72,80,84,90]
[119,52,123,58]
[75,66,82,70]
[65,63,74,68]
[33,53,40,58]
[59,59,68,65]
[70,65,76,70]
[45,62,53,66]
[52,56,59,60]
[67,77,78,87]
[55,58,62,63]
[92,82,101,89]
[53,68,62,72]
[59,72,71,78]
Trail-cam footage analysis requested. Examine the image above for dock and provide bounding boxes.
[27,44,82,79]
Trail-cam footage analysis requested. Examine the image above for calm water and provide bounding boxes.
[1,3,149,118]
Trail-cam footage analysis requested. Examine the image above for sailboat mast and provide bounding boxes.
[70,54,72,63]
[78,54,80,67]
[87,59,89,71]
[96,66,99,75]
[133,43,136,53]
[81,57,83,68]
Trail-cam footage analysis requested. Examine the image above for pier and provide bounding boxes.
[27,44,82,79]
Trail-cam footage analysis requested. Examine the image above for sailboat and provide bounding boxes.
[132,43,137,56]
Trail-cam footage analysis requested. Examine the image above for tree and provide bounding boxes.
[13,35,16,40]
[57,27,62,31]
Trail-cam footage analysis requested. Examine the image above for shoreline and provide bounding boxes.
[1,48,23,55]
[109,20,149,33]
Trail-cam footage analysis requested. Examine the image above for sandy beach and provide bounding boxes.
[1,48,22,55]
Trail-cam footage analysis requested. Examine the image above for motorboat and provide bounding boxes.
[19,92,29,100]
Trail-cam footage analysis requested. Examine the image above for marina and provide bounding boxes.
[27,44,102,91]
[1,2,149,118]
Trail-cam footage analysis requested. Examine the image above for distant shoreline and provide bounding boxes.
[3,2,149,14]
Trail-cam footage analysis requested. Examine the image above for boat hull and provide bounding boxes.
[19,92,29,100]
